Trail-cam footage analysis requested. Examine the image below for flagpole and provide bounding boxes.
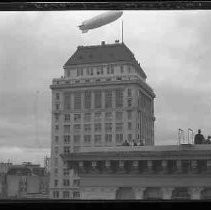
[121,20,124,43]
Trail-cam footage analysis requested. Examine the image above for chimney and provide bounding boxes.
[101,41,105,45]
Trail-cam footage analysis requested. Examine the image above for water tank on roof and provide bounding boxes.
[115,40,119,43]
[101,41,105,45]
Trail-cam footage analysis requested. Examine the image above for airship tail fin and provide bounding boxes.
[82,29,89,33]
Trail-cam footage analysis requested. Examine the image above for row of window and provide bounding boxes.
[62,89,126,110]
[53,190,80,199]
[55,111,133,122]
[55,122,134,133]
[54,134,132,150]
[66,64,131,77]
[54,179,80,187]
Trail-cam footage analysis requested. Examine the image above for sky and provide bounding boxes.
[0,10,211,164]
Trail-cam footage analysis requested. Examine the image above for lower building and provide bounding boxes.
[60,144,211,200]
[6,163,49,199]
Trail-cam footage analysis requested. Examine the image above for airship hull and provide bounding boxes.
[79,11,123,33]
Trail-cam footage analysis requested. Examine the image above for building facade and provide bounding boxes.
[61,144,211,200]
[49,41,155,199]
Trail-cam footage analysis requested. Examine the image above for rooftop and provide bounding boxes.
[64,41,147,79]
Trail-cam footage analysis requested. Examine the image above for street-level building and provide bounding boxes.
[62,144,211,200]
[49,41,155,199]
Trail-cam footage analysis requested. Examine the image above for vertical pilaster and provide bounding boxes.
[130,161,139,174]
[105,160,112,173]
[118,160,125,174]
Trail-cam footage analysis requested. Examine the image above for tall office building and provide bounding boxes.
[49,41,155,199]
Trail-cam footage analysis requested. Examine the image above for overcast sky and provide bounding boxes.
[0,10,211,164]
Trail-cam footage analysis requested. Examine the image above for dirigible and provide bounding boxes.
[79,11,123,33]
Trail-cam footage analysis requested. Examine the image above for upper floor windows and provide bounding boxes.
[105,90,112,108]
[74,92,81,110]
[115,89,123,108]
[87,67,93,75]
[96,66,103,75]
[56,93,60,100]
[77,68,83,76]
[64,93,71,110]
[84,91,91,109]
[94,90,102,109]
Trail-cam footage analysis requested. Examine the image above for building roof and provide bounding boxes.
[64,42,147,79]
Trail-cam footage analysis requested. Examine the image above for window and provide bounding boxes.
[84,91,91,109]
[64,135,70,144]
[55,113,59,121]
[74,92,81,110]
[116,134,123,144]
[120,65,124,73]
[74,135,80,144]
[77,68,83,76]
[54,147,59,155]
[53,191,59,198]
[111,64,114,74]
[63,168,69,176]
[84,135,91,144]
[64,93,71,110]
[97,66,103,75]
[128,98,132,107]
[128,65,131,73]
[128,134,132,141]
[95,123,101,132]
[94,112,102,119]
[55,125,59,132]
[116,123,123,131]
[128,122,132,130]
[64,114,70,122]
[63,179,70,186]
[94,135,101,145]
[116,112,123,121]
[105,123,112,132]
[84,124,91,132]
[105,134,112,144]
[66,69,70,77]
[105,112,112,120]
[55,136,59,144]
[73,124,81,131]
[56,93,60,100]
[84,113,91,122]
[105,90,112,108]
[128,89,132,97]
[64,146,70,154]
[64,125,70,133]
[54,158,58,166]
[55,104,60,110]
[54,179,58,187]
[73,179,80,187]
[54,168,58,175]
[127,110,132,120]
[87,67,93,75]
[94,91,102,108]
[74,114,81,122]
[115,89,123,108]
[63,191,70,199]
[73,191,80,199]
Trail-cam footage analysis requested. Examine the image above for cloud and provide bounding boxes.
[0,10,211,163]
